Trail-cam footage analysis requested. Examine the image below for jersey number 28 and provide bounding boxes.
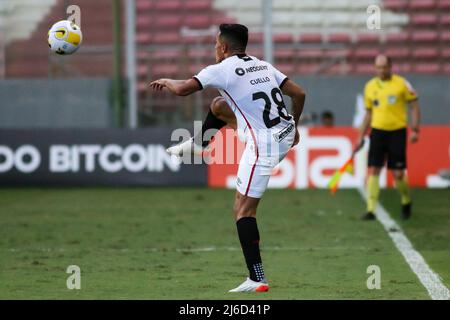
[252,88,292,128]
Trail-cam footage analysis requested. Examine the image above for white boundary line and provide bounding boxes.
[358,187,450,300]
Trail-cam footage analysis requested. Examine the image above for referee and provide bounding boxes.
[354,54,421,220]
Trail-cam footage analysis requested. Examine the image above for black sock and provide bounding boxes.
[194,109,226,148]
[236,217,265,282]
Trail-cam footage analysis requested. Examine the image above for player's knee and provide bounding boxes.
[210,96,227,117]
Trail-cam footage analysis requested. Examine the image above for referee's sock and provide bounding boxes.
[395,176,411,205]
[367,175,380,213]
[236,217,266,282]
[193,109,226,148]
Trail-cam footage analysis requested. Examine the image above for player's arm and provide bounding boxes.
[281,79,306,126]
[149,78,201,96]
[280,79,306,147]
[354,109,372,153]
[409,99,421,143]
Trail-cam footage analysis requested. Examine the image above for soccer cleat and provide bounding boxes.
[228,278,269,293]
[361,211,376,221]
[166,137,205,157]
[401,202,412,220]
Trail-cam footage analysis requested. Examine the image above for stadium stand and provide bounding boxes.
[2,0,449,122]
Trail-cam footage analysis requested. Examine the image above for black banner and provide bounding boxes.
[0,129,206,186]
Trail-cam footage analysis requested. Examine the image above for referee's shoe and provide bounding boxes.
[402,202,412,220]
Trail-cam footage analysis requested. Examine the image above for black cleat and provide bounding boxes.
[401,202,412,220]
[361,212,376,221]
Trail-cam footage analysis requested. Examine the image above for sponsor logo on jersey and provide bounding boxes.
[245,65,268,73]
[388,95,397,104]
[250,77,270,85]
[235,68,245,76]
[273,123,294,143]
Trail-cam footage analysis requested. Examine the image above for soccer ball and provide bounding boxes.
[48,20,82,55]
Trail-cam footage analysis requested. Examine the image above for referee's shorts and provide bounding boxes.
[368,127,407,170]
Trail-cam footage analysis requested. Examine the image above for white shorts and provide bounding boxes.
[236,124,296,198]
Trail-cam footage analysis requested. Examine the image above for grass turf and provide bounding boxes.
[0,187,446,299]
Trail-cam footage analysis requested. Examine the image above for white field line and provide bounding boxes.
[358,187,450,300]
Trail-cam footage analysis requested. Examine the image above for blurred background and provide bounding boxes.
[1,0,449,128]
[0,0,449,187]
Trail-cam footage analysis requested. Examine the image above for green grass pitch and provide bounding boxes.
[0,187,449,299]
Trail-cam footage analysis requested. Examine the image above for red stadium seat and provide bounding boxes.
[136,33,152,45]
[440,14,450,25]
[324,48,351,59]
[246,48,264,58]
[353,48,380,59]
[392,63,412,73]
[248,33,263,44]
[274,33,294,43]
[151,49,181,61]
[298,48,323,59]
[276,63,296,75]
[386,32,410,43]
[383,0,409,10]
[409,0,436,10]
[385,47,410,59]
[413,63,441,73]
[136,0,153,11]
[296,63,321,74]
[440,31,450,41]
[410,30,439,42]
[183,15,211,29]
[151,64,179,77]
[152,32,181,44]
[274,48,296,60]
[184,0,211,11]
[356,33,380,44]
[136,16,152,29]
[443,64,450,74]
[438,0,450,9]
[412,47,439,59]
[137,65,148,77]
[441,48,450,58]
[328,33,352,44]
[154,0,182,11]
[326,63,350,75]
[154,15,182,29]
[212,14,236,25]
[298,33,323,44]
[137,51,151,61]
[353,64,374,75]
[411,14,438,26]
[188,48,212,60]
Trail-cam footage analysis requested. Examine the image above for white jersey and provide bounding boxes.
[194,54,295,151]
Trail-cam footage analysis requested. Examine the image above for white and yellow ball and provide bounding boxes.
[48,20,82,55]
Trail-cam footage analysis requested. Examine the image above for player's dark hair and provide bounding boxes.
[386,56,393,66]
[219,24,248,52]
[321,111,334,119]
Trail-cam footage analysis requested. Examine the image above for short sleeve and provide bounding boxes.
[271,64,289,88]
[404,79,419,102]
[193,63,227,90]
[364,83,373,110]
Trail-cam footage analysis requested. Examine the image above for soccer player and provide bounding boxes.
[354,54,421,220]
[150,24,306,292]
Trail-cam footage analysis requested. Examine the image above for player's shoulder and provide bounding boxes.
[392,74,412,87]
[365,77,378,90]
[392,73,407,83]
